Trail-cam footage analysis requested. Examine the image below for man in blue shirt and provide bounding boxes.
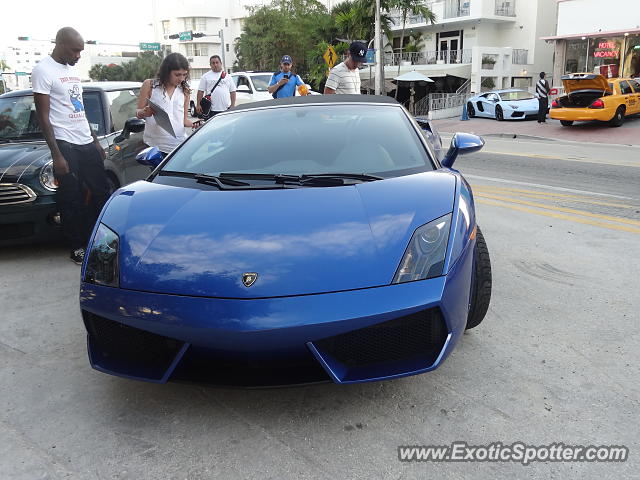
[268,55,305,98]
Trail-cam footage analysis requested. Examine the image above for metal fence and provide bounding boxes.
[444,0,471,19]
[385,49,472,66]
[413,92,468,116]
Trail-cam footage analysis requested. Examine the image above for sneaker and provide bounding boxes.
[70,248,85,265]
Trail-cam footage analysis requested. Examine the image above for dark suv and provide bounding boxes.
[0,82,150,246]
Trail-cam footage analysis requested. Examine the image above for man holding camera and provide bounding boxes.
[268,55,305,99]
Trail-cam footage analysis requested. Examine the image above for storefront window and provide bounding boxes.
[565,39,588,73]
[587,37,623,78]
[622,35,640,78]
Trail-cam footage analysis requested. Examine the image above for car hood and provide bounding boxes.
[561,74,612,93]
[102,171,457,298]
[502,98,538,107]
[0,141,50,181]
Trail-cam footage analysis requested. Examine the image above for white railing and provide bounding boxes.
[512,49,528,65]
[495,0,516,16]
[456,78,471,94]
[414,92,468,116]
[385,49,472,66]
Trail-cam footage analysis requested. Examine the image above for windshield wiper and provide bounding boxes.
[219,172,383,186]
[158,170,249,189]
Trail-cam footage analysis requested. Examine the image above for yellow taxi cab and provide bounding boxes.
[550,74,640,127]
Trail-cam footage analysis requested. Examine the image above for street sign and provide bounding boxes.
[179,31,193,41]
[15,72,28,76]
[323,46,338,69]
[139,42,161,51]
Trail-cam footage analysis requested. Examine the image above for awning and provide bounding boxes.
[541,28,640,41]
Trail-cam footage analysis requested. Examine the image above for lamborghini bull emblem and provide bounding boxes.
[242,272,258,287]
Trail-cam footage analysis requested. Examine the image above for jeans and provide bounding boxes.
[538,97,548,122]
[55,140,110,250]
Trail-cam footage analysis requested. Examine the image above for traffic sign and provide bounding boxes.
[365,48,376,64]
[323,46,338,69]
[179,31,193,41]
[140,42,161,51]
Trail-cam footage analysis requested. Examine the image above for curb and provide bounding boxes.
[439,131,640,148]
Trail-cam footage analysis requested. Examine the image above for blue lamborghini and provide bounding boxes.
[79,95,492,387]
[467,89,540,121]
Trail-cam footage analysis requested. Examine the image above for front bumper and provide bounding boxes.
[550,107,616,122]
[80,235,475,386]
[0,195,61,246]
[506,109,538,120]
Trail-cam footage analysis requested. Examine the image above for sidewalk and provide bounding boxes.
[432,115,640,146]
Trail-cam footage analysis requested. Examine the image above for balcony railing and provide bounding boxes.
[444,1,471,19]
[385,49,472,66]
[495,0,516,16]
[512,48,528,64]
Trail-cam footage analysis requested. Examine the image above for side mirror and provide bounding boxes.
[114,117,145,143]
[237,86,252,94]
[441,132,484,168]
[135,146,164,168]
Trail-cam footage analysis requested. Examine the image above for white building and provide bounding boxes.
[543,0,640,86]
[384,0,557,93]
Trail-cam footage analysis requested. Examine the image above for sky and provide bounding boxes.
[0,0,154,51]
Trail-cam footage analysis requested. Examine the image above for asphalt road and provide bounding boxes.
[1,136,639,479]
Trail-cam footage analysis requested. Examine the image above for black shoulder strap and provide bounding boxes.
[208,73,224,96]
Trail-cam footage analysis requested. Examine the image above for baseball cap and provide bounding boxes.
[281,55,293,64]
[349,42,367,63]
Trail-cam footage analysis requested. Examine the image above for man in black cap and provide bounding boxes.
[324,41,367,94]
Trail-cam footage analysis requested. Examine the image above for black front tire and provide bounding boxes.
[105,173,119,195]
[467,102,475,118]
[560,120,574,126]
[189,101,197,117]
[466,227,492,330]
[495,106,504,121]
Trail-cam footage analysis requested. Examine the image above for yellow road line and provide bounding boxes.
[476,193,640,227]
[472,186,636,209]
[476,199,640,234]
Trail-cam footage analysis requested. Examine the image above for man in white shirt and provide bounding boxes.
[32,27,109,265]
[324,41,367,95]
[196,55,236,119]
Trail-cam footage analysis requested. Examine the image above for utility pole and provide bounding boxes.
[375,0,382,95]
[219,29,226,71]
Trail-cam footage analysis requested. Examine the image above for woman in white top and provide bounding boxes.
[135,53,199,156]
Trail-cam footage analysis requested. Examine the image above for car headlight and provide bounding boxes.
[393,214,452,284]
[39,160,57,191]
[84,223,119,287]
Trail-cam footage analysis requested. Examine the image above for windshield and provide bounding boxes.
[161,104,433,179]
[251,75,274,92]
[499,91,534,101]
[0,92,105,140]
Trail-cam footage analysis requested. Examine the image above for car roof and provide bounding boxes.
[0,81,141,98]
[229,94,400,112]
[231,71,274,76]
[493,89,527,94]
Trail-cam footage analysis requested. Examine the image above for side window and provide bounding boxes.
[237,76,251,89]
[629,80,640,92]
[232,75,239,86]
[82,92,105,136]
[619,81,632,95]
[106,89,139,132]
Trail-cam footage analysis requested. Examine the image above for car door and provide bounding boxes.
[234,75,254,105]
[627,80,640,114]
[474,94,490,117]
[618,80,636,115]
[105,88,149,185]
[482,93,498,117]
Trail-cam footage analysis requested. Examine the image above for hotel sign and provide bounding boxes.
[593,41,619,58]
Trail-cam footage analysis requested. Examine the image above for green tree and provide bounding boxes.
[235,0,333,75]
[391,0,436,72]
[0,59,10,72]
[89,53,162,82]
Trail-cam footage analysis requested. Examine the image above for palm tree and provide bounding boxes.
[391,0,436,73]
[0,60,10,72]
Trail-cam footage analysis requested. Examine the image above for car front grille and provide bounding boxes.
[83,312,186,381]
[0,183,36,205]
[314,308,448,369]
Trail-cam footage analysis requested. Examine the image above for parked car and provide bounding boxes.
[466,89,540,121]
[550,74,640,127]
[80,95,492,387]
[0,82,149,246]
